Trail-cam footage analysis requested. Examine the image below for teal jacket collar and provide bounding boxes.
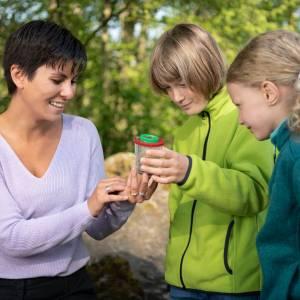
[271,120,290,150]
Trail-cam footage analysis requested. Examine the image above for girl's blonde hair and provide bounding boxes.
[227,30,300,133]
[150,23,226,100]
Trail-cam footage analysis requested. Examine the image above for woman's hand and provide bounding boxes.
[126,167,158,203]
[87,177,129,217]
[140,147,189,184]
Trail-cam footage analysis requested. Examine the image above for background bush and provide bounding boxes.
[0,0,299,155]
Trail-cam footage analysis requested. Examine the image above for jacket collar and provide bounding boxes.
[201,87,234,120]
[270,120,290,150]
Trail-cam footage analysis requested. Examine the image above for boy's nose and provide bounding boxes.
[239,115,245,125]
[170,88,184,103]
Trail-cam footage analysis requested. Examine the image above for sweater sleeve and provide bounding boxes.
[0,119,134,258]
[0,168,95,258]
[84,124,135,240]
[178,125,273,216]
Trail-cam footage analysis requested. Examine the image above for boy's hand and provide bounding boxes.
[140,147,189,184]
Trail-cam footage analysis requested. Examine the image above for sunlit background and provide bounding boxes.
[0,0,299,155]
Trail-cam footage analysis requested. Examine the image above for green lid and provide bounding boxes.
[139,134,159,143]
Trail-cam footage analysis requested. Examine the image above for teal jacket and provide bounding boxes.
[165,89,274,293]
[257,121,300,299]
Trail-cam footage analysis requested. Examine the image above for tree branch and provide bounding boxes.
[84,2,130,47]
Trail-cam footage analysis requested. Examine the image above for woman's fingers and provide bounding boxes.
[135,172,149,203]
[125,168,140,203]
[144,175,158,200]
[98,182,128,201]
[125,169,157,203]
[129,168,139,197]
[88,178,129,217]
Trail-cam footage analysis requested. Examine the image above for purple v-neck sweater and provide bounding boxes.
[0,114,134,279]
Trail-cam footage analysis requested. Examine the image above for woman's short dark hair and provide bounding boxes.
[2,20,87,94]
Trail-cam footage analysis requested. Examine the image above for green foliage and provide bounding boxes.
[0,0,299,155]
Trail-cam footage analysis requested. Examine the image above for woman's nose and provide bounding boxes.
[60,81,75,100]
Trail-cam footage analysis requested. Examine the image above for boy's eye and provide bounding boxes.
[177,80,187,86]
[164,86,170,92]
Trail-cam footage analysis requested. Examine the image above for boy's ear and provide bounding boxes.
[260,80,279,106]
[10,64,26,89]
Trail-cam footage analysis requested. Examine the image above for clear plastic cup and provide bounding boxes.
[134,134,164,174]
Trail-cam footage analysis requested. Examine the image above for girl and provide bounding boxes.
[140,23,273,299]
[227,29,300,300]
[0,20,148,300]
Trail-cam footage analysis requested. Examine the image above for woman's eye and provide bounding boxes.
[51,79,63,85]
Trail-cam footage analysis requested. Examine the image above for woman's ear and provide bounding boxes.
[260,80,279,106]
[10,64,26,89]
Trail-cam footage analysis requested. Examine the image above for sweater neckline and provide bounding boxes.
[0,114,65,180]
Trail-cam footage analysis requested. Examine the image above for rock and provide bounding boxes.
[86,255,144,300]
[104,152,136,178]
[84,152,170,299]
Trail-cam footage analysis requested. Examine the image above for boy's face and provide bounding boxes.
[165,82,208,115]
[227,82,277,140]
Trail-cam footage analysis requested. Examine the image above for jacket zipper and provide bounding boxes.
[179,111,211,288]
[224,220,234,274]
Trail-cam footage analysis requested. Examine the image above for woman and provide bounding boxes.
[0,20,147,299]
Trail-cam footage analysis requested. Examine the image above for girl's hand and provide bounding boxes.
[87,177,129,217]
[140,147,189,184]
[126,167,158,203]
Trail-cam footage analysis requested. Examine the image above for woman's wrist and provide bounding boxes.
[87,195,104,217]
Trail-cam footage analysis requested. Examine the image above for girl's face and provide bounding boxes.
[227,82,278,140]
[165,82,208,115]
[16,61,77,122]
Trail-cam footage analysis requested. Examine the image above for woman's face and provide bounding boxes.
[165,82,208,115]
[17,61,77,122]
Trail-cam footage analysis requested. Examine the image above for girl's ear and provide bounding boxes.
[260,80,279,106]
[10,64,26,90]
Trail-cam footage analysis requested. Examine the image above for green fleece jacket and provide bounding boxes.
[165,89,274,294]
